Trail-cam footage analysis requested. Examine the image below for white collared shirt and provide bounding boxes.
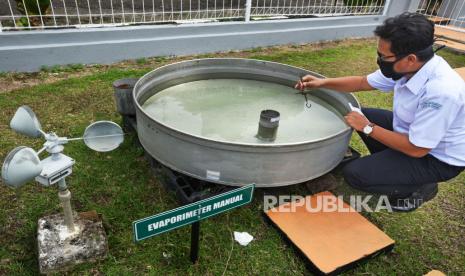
[367,55,465,166]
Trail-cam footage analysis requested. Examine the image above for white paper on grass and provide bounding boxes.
[234,231,254,246]
[348,102,364,116]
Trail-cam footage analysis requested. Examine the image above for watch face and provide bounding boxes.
[363,125,373,135]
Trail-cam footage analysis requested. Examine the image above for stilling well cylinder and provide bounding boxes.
[256,109,280,142]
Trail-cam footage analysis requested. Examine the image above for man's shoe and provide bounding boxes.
[389,183,438,212]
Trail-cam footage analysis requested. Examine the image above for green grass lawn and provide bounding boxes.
[0,39,464,275]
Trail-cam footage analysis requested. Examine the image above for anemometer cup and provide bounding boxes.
[10,105,43,138]
[1,146,43,189]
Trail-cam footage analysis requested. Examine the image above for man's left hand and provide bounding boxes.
[344,111,370,132]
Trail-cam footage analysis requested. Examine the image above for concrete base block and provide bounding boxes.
[37,211,108,274]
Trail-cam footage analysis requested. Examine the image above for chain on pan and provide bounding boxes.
[303,93,311,108]
[299,76,312,109]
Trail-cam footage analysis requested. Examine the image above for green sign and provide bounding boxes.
[133,184,255,242]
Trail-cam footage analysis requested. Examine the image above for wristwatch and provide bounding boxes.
[363,123,375,136]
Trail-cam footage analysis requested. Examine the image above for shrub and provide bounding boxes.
[15,0,50,26]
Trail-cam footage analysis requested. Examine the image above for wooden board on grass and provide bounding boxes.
[435,26,465,44]
[265,191,395,275]
[455,67,465,81]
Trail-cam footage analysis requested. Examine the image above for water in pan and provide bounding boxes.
[142,79,347,144]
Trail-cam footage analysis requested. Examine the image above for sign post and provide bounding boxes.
[133,184,255,262]
[190,221,200,263]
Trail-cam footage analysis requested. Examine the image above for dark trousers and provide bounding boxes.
[342,108,464,198]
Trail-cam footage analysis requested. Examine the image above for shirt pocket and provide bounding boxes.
[396,104,415,124]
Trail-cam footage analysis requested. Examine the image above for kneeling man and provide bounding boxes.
[295,12,465,211]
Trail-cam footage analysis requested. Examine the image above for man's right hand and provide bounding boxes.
[294,75,326,91]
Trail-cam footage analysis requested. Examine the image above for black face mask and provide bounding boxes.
[376,56,405,81]
[376,45,442,81]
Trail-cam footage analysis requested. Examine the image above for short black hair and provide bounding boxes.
[374,12,435,61]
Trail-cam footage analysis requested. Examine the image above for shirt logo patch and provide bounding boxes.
[420,101,442,110]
